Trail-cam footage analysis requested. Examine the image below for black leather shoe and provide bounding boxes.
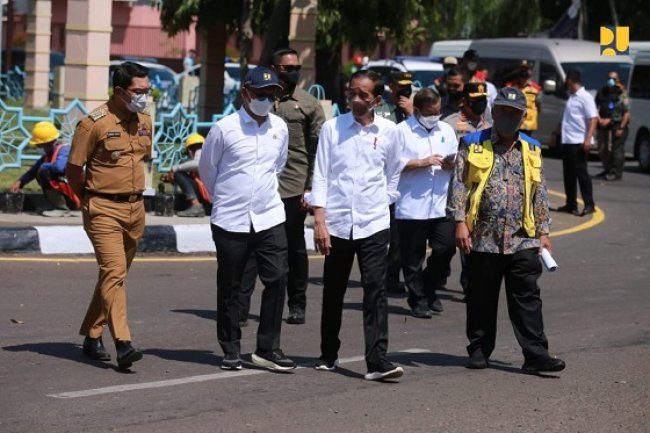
[286,308,305,325]
[428,298,444,313]
[115,340,142,369]
[555,205,580,215]
[522,356,566,373]
[580,206,595,216]
[82,336,111,361]
[466,349,488,369]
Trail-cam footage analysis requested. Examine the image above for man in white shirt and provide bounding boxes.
[199,67,295,372]
[554,69,598,216]
[396,88,458,319]
[309,70,404,381]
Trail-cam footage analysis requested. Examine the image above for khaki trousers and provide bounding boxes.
[79,195,145,341]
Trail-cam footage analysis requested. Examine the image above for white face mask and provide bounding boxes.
[248,97,274,117]
[418,114,440,130]
[127,93,148,113]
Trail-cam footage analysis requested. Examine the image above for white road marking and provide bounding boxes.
[47,348,429,399]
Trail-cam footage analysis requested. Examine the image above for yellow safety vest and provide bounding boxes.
[521,83,540,131]
[464,137,542,237]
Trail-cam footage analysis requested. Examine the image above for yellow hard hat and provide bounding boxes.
[185,133,205,148]
[29,121,60,146]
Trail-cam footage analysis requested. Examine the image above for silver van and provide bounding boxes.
[467,38,633,144]
[625,50,650,171]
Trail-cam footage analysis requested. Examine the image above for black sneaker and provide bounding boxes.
[314,357,339,371]
[466,349,488,369]
[364,360,404,381]
[286,308,305,325]
[522,355,566,373]
[221,353,242,370]
[411,306,433,319]
[252,349,296,371]
[428,298,444,313]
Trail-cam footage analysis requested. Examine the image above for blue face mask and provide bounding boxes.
[607,78,616,87]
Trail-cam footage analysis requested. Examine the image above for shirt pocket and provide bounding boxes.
[93,130,128,164]
[527,153,542,183]
[467,152,492,184]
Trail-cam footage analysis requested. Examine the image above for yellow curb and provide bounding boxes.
[548,190,605,237]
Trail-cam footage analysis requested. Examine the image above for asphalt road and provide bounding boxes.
[1,157,649,433]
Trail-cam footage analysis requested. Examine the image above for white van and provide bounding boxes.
[467,38,633,144]
[625,50,650,172]
[429,40,472,59]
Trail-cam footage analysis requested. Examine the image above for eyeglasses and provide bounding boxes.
[246,88,277,101]
[126,87,152,96]
[275,64,302,73]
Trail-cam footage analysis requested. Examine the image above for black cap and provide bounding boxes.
[493,87,527,111]
[464,82,488,99]
[389,71,413,86]
[243,66,282,89]
[462,49,479,61]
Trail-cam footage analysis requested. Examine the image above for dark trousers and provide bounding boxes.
[465,249,549,361]
[398,218,456,309]
[597,128,627,177]
[561,144,595,209]
[239,196,308,318]
[320,229,390,370]
[173,171,199,202]
[211,223,288,356]
[386,204,402,290]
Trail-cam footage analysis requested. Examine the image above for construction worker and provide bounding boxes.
[160,132,209,217]
[505,61,541,136]
[9,121,80,217]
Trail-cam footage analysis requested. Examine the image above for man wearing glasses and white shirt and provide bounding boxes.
[308,70,404,381]
[396,88,458,319]
[199,66,295,372]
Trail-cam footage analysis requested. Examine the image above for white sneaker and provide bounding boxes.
[364,361,404,381]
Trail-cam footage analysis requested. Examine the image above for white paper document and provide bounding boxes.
[540,248,558,272]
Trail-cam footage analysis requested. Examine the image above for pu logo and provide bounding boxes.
[508,92,517,100]
[478,84,485,94]
[263,73,272,80]
[600,26,629,56]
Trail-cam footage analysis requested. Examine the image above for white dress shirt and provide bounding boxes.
[396,116,458,220]
[199,107,288,233]
[309,112,402,240]
[562,86,598,144]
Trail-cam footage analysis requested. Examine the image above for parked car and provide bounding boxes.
[428,39,472,58]
[363,58,445,89]
[176,62,255,97]
[625,49,650,172]
[466,38,633,145]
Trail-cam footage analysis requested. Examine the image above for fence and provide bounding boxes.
[0,89,341,174]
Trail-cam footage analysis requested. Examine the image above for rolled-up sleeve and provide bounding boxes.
[309,121,331,208]
[385,127,403,204]
[198,125,224,199]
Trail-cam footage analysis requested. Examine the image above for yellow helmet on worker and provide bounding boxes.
[29,121,60,146]
[185,133,205,149]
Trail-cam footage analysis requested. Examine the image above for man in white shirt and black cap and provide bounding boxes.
[199,66,295,372]
[309,70,404,381]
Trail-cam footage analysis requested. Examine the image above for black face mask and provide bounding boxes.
[447,89,462,104]
[396,86,412,98]
[468,99,487,115]
[278,70,300,90]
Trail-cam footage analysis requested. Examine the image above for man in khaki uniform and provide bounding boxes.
[66,62,152,370]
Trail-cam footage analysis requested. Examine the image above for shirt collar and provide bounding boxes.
[407,114,433,133]
[491,128,522,150]
[107,97,137,124]
[344,111,380,131]
[239,106,270,127]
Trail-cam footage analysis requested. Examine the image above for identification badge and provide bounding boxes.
[473,144,483,153]
[107,131,121,139]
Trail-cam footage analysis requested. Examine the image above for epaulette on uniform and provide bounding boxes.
[88,107,107,122]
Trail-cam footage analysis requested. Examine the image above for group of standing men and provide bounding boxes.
[67,48,564,379]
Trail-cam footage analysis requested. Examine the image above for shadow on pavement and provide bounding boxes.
[3,341,113,370]
[143,348,221,367]
[170,308,261,324]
